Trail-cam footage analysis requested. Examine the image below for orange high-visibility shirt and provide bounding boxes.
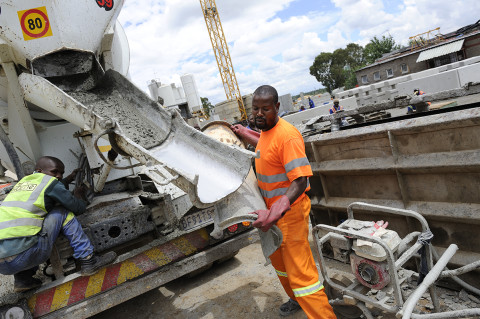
[255,118,312,209]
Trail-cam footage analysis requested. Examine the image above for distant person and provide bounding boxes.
[299,105,306,112]
[308,97,315,109]
[230,85,336,318]
[408,88,431,114]
[0,156,116,292]
[329,99,343,114]
[246,114,259,132]
[329,99,348,127]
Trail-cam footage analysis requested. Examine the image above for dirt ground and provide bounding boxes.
[92,240,308,319]
[90,231,480,319]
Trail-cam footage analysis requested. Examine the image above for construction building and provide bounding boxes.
[356,20,480,85]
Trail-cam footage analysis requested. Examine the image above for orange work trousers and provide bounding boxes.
[270,195,336,319]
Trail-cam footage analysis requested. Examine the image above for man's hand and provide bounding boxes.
[73,185,87,201]
[251,195,291,232]
[230,124,260,147]
[64,168,80,185]
[230,124,248,138]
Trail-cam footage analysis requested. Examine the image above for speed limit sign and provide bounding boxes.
[17,6,53,41]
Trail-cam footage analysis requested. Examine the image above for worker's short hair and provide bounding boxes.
[333,98,339,103]
[253,85,278,104]
[35,156,64,170]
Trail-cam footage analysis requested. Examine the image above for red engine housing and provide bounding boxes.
[350,253,390,289]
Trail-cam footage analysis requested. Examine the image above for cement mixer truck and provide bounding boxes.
[0,1,269,317]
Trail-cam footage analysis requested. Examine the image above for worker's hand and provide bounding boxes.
[251,210,272,232]
[230,124,248,138]
[252,196,291,232]
[73,185,87,201]
[64,168,81,184]
[230,124,260,147]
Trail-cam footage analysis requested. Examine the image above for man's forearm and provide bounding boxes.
[284,176,308,204]
[242,131,260,147]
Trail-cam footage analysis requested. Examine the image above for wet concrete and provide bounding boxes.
[69,87,164,150]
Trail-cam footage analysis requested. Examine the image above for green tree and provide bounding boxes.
[201,97,213,118]
[309,43,364,93]
[363,35,401,65]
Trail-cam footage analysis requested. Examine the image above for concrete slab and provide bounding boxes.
[457,62,480,86]
[464,55,480,65]
[397,69,461,96]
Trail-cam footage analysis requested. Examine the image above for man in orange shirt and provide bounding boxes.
[231,85,336,318]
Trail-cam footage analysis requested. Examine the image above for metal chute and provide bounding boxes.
[18,70,255,206]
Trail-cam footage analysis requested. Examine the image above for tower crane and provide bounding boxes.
[199,0,247,121]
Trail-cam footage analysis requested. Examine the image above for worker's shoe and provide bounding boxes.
[80,251,117,276]
[14,270,42,293]
[279,298,301,316]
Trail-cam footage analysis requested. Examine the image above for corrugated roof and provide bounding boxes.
[416,39,465,62]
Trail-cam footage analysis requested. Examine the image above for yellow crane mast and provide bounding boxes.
[199,0,247,121]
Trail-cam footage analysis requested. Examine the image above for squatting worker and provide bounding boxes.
[329,99,343,114]
[231,86,336,318]
[0,156,116,292]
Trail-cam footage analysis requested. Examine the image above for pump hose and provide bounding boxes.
[432,247,480,297]
[0,124,24,179]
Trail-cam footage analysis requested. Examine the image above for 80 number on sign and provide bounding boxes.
[27,18,43,31]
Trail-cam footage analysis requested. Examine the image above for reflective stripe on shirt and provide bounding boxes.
[0,201,45,216]
[257,172,289,183]
[259,187,288,199]
[1,174,52,217]
[0,217,43,230]
[285,157,310,174]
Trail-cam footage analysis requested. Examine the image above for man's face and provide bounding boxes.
[38,161,65,180]
[334,102,339,107]
[248,114,255,127]
[252,94,279,131]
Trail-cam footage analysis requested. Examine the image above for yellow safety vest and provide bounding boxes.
[0,173,57,240]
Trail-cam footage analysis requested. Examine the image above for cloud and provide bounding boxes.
[118,0,480,104]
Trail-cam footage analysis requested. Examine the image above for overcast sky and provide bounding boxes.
[118,0,480,104]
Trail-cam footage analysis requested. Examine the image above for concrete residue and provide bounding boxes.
[69,85,164,150]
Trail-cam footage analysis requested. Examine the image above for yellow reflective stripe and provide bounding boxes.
[292,281,323,298]
[275,269,288,277]
[32,175,56,214]
[62,212,75,227]
[1,174,54,217]
[0,201,45,216]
